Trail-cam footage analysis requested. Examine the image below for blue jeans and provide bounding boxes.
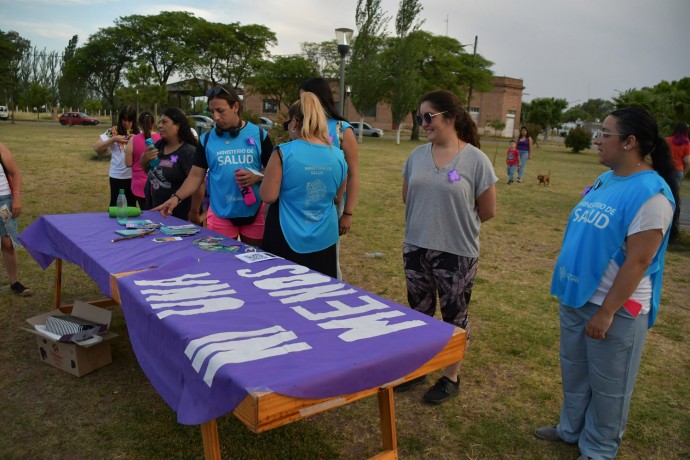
[507,165,517,182]
[672,170,684,190]
[0,194,19,247]
[556,302,648,460]
[518,150,529,180]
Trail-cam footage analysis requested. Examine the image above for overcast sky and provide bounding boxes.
[2,0,689,105]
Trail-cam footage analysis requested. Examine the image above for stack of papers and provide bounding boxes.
[159,224,200,236]
[115,228,153,237]
[125,220,160,229]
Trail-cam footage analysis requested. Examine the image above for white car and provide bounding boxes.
[350,121,384,137]
[190,115,214,133]
[0,106,9,120]
[259,116,274,130]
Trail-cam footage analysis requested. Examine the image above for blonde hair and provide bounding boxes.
[288,92,331,145]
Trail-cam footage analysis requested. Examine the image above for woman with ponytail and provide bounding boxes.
[398,90,497,404]
[536,107,677,460]
[260,92,347,278]
[125,111,160,209]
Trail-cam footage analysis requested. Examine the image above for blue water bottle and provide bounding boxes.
[116,189,128,225]
[146,138,159,168]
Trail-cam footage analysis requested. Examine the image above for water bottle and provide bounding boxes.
[365,252,384,258]
[116,189,128,225]
[146,138,159,168]
[236,169,257,205]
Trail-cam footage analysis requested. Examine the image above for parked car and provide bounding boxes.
[59,112,99,126]
[258,116,274,131]
[0,105,8,120]
[350,121,384,138]
[190,114,214,134]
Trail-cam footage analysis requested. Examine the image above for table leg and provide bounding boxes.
[54,258,62,309]
[374,387,398,459]
[201,419,221,460]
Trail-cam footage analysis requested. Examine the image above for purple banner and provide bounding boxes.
[20,213,455,426]
[116,255,454,425]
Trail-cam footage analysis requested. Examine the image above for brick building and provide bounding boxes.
[242,76,525,138]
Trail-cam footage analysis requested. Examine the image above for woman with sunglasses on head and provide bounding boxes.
[93,106,139,207]
[299,77,359,280]
[142,108,202,221]
[399,90,497,404]
[260,92,347,278]
[536,108,678,460]
[154,86,273,246]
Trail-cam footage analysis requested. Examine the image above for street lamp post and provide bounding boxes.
[345,85,352,119]
[335,27,353,116]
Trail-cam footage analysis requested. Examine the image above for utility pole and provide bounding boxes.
[445,14,449,36]
[466,35,478,109]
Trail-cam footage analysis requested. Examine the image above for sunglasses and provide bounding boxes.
[416,111,448,126]
[206,86,233,98]
[594,130,623,139]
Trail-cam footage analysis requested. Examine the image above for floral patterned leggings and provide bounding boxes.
[403,243,478,338]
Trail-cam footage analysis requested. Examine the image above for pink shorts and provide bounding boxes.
[207,203,265,240]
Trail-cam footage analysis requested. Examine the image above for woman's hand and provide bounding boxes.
[339,213,352,235]
[235,169,258,188]
[586,309,614,340]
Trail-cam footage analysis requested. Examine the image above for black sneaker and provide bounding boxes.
[10,281,32,297]
[423,376,459,404]
[393,375,427,392]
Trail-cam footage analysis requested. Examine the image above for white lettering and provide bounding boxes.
[236,264,309,278]
[318,311,426,342]
[292,295,389,320]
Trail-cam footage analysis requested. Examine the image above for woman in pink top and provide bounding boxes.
[125,111,160,209]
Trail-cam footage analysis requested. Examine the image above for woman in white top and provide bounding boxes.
[94,106,139,207]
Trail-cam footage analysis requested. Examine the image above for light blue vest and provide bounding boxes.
[278,140,347,253]
[327,119,353,149]
[204,122,265,218]
[551,170,675,327]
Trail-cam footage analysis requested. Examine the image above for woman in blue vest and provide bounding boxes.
[299,77,359,280]
[260,92,347,278]
[536,107,679,460]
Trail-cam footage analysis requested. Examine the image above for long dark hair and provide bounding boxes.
[138,110,155,139]
[519,126,529,139]
[670,122,689,146]
[611,107,680,240]
[419,90,481,149]
[299,77,346,122]
[117,106,139,135]
[161,108,197,146]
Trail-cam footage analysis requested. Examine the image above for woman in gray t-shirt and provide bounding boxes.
[399,90,497,404]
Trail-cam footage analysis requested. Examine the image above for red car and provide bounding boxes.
[59,112,100,126]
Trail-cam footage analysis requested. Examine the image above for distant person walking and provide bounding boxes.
[0,143,31,296]
[516,126,533,183]
[94,106,139,207]
[506,140,521,184]
[399,90,497,404]
[665,122,690,189]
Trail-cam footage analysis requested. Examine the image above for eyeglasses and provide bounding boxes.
[282,119,292,131]
[416,111,448,126]
[206,86,233,98]
[594,130,623,140]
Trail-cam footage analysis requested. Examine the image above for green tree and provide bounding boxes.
[385,0,424,144]
[116,11,199,88]
[64,26,136,124]
[0,30,31,110]
[301,40,341,79]
[58,35,89,110]
[247,55,318,112]
[564,126,592,153]
[525,97,568,140]
[185,21,276,89]
[348,0,389,142]
[18,81,51,118]
[487,119,506,137]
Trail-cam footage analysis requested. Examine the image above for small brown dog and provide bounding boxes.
[537,171,551,186]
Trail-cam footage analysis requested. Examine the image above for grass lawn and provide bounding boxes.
[0,121,688,459]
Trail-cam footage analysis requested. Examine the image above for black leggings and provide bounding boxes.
[261,201,337,279]
[109,177,137,207]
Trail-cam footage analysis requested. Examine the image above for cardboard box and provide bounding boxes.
[24,301,118,377]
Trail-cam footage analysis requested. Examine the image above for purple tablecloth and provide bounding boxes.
[20,213,456,425]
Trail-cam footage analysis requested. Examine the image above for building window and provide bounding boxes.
[468,107,480,123]
[262,99,278,114]
[361,106,377,118]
